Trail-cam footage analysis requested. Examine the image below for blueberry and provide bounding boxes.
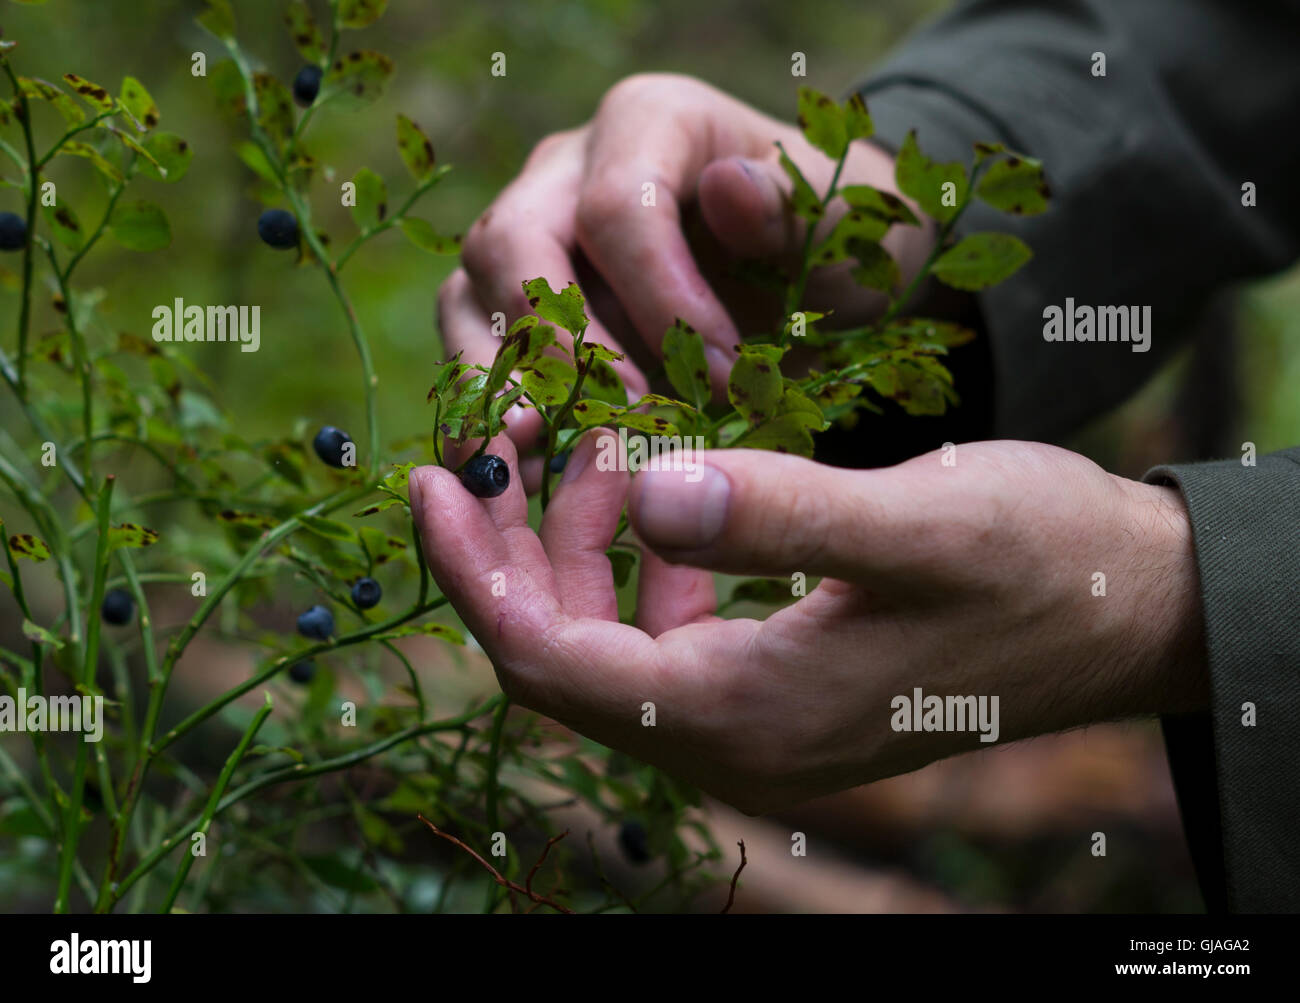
[101,588,135,626]
[312,425,353,468]
[292,65,323,107]
[288,660,316,684]
[460,454,510,498]
[258,208,299,250]
[548,450,570,474]
[351,577,381,610]
[297,604,334,640]
[0,211,26,252]
[618,820,650,865]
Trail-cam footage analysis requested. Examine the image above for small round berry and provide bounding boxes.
[0,211,27,252]
[548,450,570,474]
[258,208,300,250]
[292,65,323,107]
[288,660,316,684]
[351,577,381,610]
[101,588,135,626]
[296,604,334,640]
[460,454,510,498]
[312,425,353,468]
[618,820,651,865]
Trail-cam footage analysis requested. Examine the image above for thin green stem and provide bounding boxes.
[3,57,39,399]
[158,695,273,913]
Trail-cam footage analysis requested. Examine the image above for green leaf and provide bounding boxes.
[397,218,461,255]
[582,357,627,406]
[488,384,526,432]
[104,125,165,175]
[427,352,468,399]
[727,346,784,426]
[196,0,236,39]
[975,154,1050,216]
[108,523,159,551]
[486,322,555,395]
[973,141,1006,166]
[614,411,679,437]
[608,549,636,588]
[739,413,815,456]
[839,184,919,226]
[730,578,795,604]
[236,141,278,183]
[358,526,408,565]
[138,132,192,183]
[323,50,394,110]
[209,61,246,119]
[62,73,115,113]
[883,318,977,349]
[302,854,379,893]
[569,399,622,428]
[298,515,359,544]
[42,200,85,251]
[576,341,623,365]
[8,534,51,562]
[253,73,293,147]
[339,0,389,28]
[520,356,576,407]
[522,278,588,335]
[18,77,84,126]
[0,802,51,838]
[811,210,889,266]
[895,130,967,224]
[929,232,1033,291]
[776,386,827,431]
[350,167,387,231]
[395,113,435,182]
[354,497,406,518]
[108,200,171,251]
[119,76,159,130]
[797,88,871,162]
[285,0,326,63]
[776,143,823,223]
[57,141,123,185]
[848,240,901,295]
[22,619,63,650]
[661,319,710,412]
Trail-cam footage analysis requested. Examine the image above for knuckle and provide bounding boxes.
[596,72,697,117]
[575,181,631,239]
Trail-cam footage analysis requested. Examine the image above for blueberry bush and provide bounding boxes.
[0,0,1046,914]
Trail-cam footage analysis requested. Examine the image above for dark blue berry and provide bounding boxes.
[461,454,510,498]
[288,660,316,684]
[101,588,135,626]
[312,426,353,468]
[297,604,334,640]
[618,820,650,865]
[351,577,381,610]
[548,450,570,474]
[292,65,323,107]
[258,208,299,250]
[0,211,27,252]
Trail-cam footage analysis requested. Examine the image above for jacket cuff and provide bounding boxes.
[1144,448,1300,912]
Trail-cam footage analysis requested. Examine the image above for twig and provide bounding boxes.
[417,814,574,914]
[525,829,569,897]
[720,839,747,914]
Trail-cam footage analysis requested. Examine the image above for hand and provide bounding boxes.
[438,74,935,482]
[409,435,1208,815]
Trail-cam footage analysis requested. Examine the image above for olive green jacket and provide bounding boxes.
[857,0,1300,912]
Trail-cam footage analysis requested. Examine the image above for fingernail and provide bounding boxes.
[407,469,425,513]
[736,157,782,218]
[559,429,598,485]
[633,464,730,550]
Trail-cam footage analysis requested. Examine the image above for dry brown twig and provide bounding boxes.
[720,839,747,914]
[417,813,575,914]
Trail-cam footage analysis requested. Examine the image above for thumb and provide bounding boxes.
[627,448,933,584]
[696,155,801,261]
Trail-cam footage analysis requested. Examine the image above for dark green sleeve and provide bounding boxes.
[856,0,1300,441]
[1143,450,1300,913]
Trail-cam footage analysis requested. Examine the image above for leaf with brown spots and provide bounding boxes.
[396,113,436,183]
[323,50,394,110]
[63,73,114,113]
[9,534,51,563]
[108,523,160,551]
[119,76,160,131]
[285,0,326,63]
[975,153,1050,216]
[42,200,85,251]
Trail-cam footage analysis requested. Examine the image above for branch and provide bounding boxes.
[417,814,575,914]
[719,839,747,914]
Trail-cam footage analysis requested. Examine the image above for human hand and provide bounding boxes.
[439,74,935,481]
[409,435,1207,814]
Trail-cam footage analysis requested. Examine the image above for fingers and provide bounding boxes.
[626,448,940,585]
[634,545,718,638]
[696,155,799,261]
[538,429,629,621]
